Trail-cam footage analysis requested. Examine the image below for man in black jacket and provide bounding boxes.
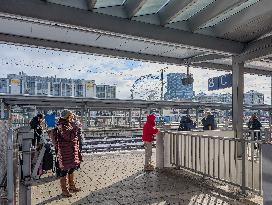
[30,113,44,147]
[178,115,196,131]
[248,114,262,139]
[202,111,216,130]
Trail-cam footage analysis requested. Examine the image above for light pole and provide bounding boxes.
[160,67,168,101]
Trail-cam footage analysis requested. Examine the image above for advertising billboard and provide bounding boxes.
[10,79,21,94]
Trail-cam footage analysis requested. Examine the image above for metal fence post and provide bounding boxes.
[19,127,33,205]
[241,139,247,194]
[7,129,14,205]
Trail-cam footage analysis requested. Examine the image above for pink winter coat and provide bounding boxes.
[56,118,81,171]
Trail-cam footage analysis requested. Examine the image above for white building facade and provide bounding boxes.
[0,72,115,99]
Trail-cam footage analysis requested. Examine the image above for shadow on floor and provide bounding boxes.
[32,174,57,186]
[69,170,242,205]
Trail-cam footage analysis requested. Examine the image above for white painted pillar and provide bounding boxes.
[156,131,164,169]
[232,58,244,139]
[232,57,246,189]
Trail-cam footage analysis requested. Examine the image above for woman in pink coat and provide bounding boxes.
[56,110,81,197]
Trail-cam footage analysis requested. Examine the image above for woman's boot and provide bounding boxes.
[60,177,72,197]
[68,173,81,192]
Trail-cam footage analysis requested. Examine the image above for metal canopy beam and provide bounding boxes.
[159,0,194,26]
[0,0,244,54]
[192,62,272,76]
[2,95,271,110]
[214,0,272,37]
[185,54,228,63]
[0,33,185,66]
[235,35,272,62]
[124,0,147,19]
[189,0,247,31]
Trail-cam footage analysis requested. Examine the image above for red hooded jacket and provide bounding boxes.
[142,114,158,142]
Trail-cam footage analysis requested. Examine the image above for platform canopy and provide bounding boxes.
[1,95,271,111]
[0,0,272,75]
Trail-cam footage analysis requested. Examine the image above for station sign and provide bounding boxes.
[208,74,232,91]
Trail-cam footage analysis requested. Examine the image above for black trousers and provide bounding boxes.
[32,132,41,147]
[59,168,75,177]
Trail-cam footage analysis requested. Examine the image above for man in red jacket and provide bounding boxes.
[142,114,159,171]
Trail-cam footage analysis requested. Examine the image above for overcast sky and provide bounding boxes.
[0,43,271,104]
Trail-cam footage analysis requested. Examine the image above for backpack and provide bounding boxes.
[30,118,36,129]
[42,143,54,171]
[47,128,62,177]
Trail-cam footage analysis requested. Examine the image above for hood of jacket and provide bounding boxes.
[147,114,156,125]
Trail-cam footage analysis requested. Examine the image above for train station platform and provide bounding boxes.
[31,151,261,205]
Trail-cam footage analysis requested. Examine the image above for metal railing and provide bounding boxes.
[167,130,268,195]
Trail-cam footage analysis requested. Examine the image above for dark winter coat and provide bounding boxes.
[30,116,43,135]
[56,118,81,171]
[178,116,195,131]
[202,115,216,130]
[142,115,158,142]
[248,119,262,130]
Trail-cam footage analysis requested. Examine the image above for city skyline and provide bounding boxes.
[0,43,271,103]
[0,72,116,99]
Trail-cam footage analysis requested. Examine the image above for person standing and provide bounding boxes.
[178,115,196,131]
[142,114,159,171]
[56,110,81,197]
[30,113,44,148]
[201,111,216,130]
[248,114,262,142]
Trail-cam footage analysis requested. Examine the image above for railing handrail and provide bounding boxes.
[162,130,271,143]
[165,129,266,195]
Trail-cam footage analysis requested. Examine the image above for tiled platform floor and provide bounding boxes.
[32,150,258,205]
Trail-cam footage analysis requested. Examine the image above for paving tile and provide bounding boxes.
[31,150,246,205]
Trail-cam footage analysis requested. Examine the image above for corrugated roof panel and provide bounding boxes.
[171,0,216,22]
[203,0,260,28]
[95,0,126,8]
[135,0,170,16]
[47,0,88,10]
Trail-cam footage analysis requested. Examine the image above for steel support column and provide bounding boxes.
[232,57,244,138]
[19,127,33,205]
[232,57,247,193]
[7,129,13,205]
